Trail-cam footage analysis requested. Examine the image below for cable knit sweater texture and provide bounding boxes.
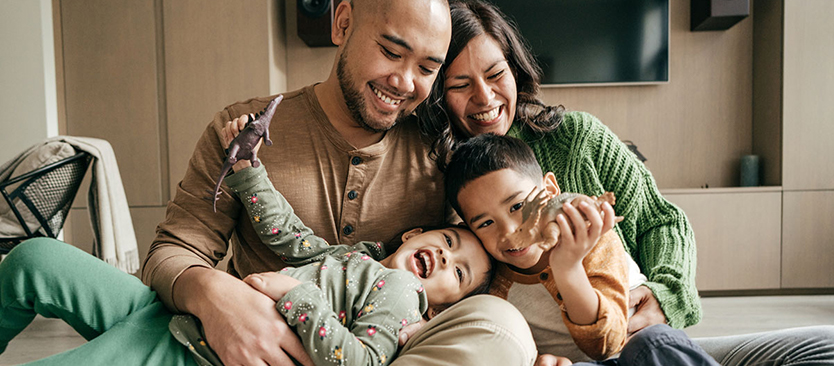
[507,111,702,329]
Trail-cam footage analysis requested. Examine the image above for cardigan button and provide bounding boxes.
[539,272,549,281]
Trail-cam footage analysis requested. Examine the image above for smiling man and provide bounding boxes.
[142,0,534,365]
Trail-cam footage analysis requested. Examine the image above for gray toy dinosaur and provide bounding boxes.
[211,95,283,212]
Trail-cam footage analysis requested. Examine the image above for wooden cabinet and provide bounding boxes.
[664,188,782,291]
[781,191,834,288]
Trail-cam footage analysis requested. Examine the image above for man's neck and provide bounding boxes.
[314,81,386,149]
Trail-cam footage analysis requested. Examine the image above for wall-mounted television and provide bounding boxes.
[487,0,669,86]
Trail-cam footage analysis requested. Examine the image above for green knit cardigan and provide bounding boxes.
[508,111,702,329]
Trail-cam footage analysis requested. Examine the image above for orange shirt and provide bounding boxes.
[490,230,629,361]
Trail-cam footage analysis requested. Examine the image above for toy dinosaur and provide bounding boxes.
[211,95,282,212]
[506,190,617,251]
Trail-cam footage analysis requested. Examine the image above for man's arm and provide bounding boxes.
[142,98,313,366]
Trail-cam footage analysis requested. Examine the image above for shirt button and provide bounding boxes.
[539,272,549,281]
[343,225,354,235]
[347,190,358,200]
[351,156,362,165]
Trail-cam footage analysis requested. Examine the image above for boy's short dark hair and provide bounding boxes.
[444,133,543,218]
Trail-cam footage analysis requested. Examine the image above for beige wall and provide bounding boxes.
[0,0,58,164]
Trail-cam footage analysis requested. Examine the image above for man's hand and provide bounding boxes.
[244,271,302,301]
[397,318,427,346]
[174,267,314,366]
[627,285,667,335]
[535,354,572,366]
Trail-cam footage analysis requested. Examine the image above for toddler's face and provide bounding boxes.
[384,227,490,306]
[457,168,556,273]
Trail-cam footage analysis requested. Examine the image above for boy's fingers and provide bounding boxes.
[556,214,574,245]
[562,202,587,243]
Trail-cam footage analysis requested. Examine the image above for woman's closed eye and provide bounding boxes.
[487,69,504,80]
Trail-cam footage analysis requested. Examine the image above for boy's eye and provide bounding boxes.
[510,202,524,212]
[444,234,453,248]
[477,219,494,229]
[456,267,464,283]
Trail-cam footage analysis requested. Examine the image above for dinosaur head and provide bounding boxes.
[257,95,283,128]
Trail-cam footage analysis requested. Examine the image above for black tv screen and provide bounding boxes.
[487,0,669,85]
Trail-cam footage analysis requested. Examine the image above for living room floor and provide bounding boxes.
[2,295,833,365]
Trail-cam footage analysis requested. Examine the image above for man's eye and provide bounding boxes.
[510,202,524,212]
[477,220,493,229]
[381,46,401,59]
[456,267,463,283]
[419,66,437,76]
[444,234,453,248]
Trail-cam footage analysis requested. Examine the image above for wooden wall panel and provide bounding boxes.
[664,189,782,291]
[163,0,270,197]
[60,0,163,206]
[752,0,783,187]
[782,191,834,288]
[781,0,834,191]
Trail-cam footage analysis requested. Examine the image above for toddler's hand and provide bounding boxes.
[548,197,605,269]
[243,271,302,301]
[221,113,263,172]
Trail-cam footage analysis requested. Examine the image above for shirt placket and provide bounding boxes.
[340,153,370,244]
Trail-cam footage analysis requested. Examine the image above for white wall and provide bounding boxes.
[0,0,58,164]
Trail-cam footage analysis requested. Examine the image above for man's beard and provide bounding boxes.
[337,50,411,133]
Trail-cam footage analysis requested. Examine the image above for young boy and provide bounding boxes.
[444,133,717,366]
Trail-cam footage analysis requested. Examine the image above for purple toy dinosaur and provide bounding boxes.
[211,95,283,212]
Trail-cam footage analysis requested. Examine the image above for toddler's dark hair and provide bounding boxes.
[444,133,543,219]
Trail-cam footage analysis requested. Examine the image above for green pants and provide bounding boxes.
[0,238,197,366]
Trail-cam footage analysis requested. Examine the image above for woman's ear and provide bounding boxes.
[401,228,424,242]
[331,1,353,45]
[543,172,561,197]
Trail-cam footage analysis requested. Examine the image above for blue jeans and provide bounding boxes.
[574,324,719,366]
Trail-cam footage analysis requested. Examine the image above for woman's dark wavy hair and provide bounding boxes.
[417,0,564,172]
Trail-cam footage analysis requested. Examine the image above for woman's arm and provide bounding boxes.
[575,112,702,329]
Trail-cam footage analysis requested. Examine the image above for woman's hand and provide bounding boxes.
[244,271,303,301]
[221,113,262,172]
[627,285,667,335]
[535,354,572,366]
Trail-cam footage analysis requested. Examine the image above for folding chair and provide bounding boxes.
[0,151,92,254]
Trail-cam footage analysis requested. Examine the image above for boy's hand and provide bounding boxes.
[244,271,302,301]
[535,354,572,366]
[547,199,607,269]
[221,113,263,172]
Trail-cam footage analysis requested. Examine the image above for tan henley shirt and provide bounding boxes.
[142,85,447,311]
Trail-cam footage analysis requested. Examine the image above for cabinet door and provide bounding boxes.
[782,0,834,190]
[782,191,834,288]
[665,191,781,291]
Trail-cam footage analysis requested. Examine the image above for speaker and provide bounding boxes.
[297,0,336,47]
[691,0,749,31]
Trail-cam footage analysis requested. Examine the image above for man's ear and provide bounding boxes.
[331,1,353,45]
[401,228,424,242]
[543,172,561,197]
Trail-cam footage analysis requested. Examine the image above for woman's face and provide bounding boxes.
[444,34,517,137]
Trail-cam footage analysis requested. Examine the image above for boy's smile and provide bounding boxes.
[457,168,560,274]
